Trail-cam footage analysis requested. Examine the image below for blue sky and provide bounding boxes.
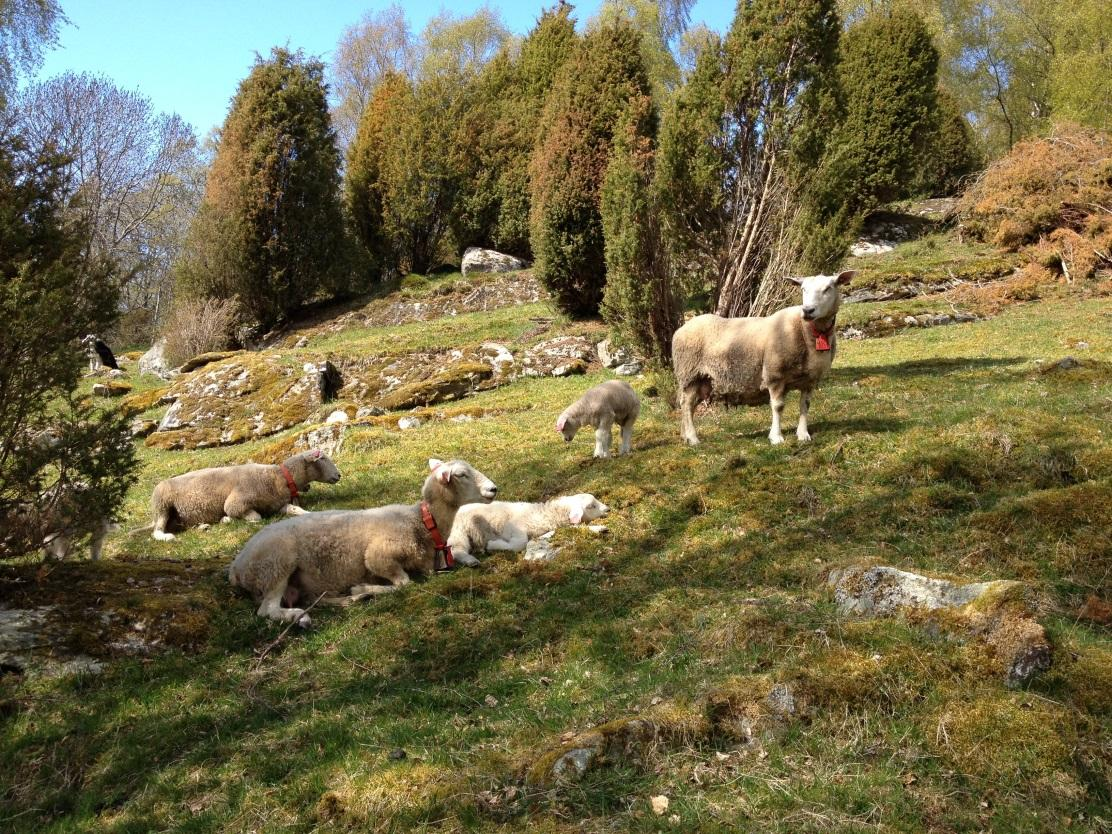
[37,1,735,139]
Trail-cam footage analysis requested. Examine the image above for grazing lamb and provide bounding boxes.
[228,458,498,626]
[673,270,855,446]
[447,493,610,566]
[150,449,341,541]
[556,379,640,458]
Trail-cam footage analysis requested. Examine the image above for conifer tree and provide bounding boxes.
[0,132,135,559]
[177,49,350,329]
[530,23,652,316]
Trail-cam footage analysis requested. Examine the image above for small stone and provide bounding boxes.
[356,406,385,419]
[523,538,559,562]
[1075,341,1089,350]
[540,676,553,686]
[551,361,586,377]
[650,795,669,816]
[587,525,609,535]
[903,316,919,327]
[715,751,731,762]
[325,409,349,424]
[398,416,421,430]
[614,361,643,376]
[387,748,407,761]
[293,336,309,349]
[196,523,211,531]
[928,314,952,326]
[1055,356,1081,371]
[130,419,158,438]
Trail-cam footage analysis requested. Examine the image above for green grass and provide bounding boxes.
[2,274,1110,832]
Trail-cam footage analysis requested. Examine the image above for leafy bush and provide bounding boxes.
[160,297,240,368]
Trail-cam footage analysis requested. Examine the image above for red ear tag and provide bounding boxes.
[815,331,831,351]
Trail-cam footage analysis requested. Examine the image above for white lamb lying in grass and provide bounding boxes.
[447,493,610,566]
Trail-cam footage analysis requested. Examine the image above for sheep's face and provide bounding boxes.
[304,450,341,484]
[790,270,855,321]
[428,458,498,504]
[561,493,609,525]
[556,414,579,442]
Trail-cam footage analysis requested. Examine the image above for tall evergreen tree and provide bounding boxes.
[176,49,350,329]
[530,23,652,316]
[802,7,941,267]
[600,93,680,363]
[0,132,135,559]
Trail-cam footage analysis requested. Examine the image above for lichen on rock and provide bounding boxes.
[145,353,323,450]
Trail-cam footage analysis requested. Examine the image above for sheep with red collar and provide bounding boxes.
[148,449,340,541]
[228,459,497,626]
[673,270,855,446]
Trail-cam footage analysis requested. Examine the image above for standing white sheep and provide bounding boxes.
[447,493,610,566]
[556,379,640,458]
[672,270,855,446]
[228,458,498,626]
[149,449,341,540]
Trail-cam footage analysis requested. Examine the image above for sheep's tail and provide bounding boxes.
[671,326,700,391]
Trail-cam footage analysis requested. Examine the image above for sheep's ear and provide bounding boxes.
[569,504,584,524]
[436,465,453,485]
[308,448,322,460]
[555,416,566,432]
[836,270,856,285]
[428,458,443,472]
[785,275,804,286]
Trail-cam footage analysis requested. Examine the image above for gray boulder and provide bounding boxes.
[461,247,527,275]
[138,338,174,380]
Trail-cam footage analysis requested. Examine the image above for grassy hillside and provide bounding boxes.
[1,256,1110,832]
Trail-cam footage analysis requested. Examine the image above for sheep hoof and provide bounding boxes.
[296,614,311,629]
[682,436,700,447]
[152,530,175,541]
[797,430,812,443]
[769,433,785,445]
[454,552,480,567]
[220,516,233,524]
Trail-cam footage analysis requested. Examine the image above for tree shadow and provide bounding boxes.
[836,356,1025,380]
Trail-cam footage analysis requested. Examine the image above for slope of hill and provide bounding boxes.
[1,240,1110,832]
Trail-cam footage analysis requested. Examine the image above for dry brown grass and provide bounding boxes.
[961,124,1112,283]
[160,296,240,368]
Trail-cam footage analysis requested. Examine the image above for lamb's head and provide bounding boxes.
[425,458,498,507]
[557,493,609,525]
[788,270,855,322]
[555,413,579,443]
[301,449,341,484]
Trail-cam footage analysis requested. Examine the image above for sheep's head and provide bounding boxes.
[558,493,609,525]
[556,413,579,443]
[427,458,498,506]
[303,449,341,484]
[788,270,855,322]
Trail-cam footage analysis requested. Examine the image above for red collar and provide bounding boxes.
[279,464,300,501]
[810,321,833,351]
[420,501,454,569]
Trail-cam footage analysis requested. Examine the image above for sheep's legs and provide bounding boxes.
[284,504,308,516]
[679,386,700,446]
[152,509,175,541]
[257,587,312,628]
[594,419,613,458]
[768,385,787,445]
[619,420,634,455]
[797,390,813,443]
[487,524,528,552]
[322,573,410,606]
[88,522,108,561]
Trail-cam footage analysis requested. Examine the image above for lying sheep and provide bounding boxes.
[228,459,497,626]
[447,493,609,566]
[556,379,640,458]
[673,270,855,446]
[149,449,341,541]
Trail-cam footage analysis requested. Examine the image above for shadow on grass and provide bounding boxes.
[837,356,1025,380]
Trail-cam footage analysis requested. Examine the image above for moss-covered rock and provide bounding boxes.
[377,362,493,411]
[177,350,243,373]
[117,386,170,417]
[145,353,321,450]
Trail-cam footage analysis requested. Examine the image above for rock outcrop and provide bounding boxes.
[138,338,174,380]
[828,565,1052,687]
